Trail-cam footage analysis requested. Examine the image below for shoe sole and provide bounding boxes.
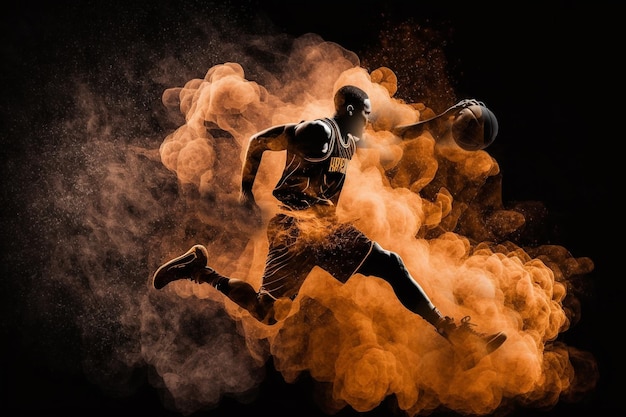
[152,245,209,289]
[486,332,507,353]
[452,331,507,370]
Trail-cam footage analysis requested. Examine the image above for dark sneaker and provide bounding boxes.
[152,245,209,289]
[437,315,507,357]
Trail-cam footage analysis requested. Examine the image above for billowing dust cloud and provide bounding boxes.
[23,29,597,416]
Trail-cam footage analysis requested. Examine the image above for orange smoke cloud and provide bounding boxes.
[145,38,598,416]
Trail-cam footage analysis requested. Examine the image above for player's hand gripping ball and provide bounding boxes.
[451,104,499,151]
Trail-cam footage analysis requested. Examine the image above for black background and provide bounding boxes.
[1,1,621,416]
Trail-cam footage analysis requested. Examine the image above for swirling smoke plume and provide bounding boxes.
[10,17,598,417]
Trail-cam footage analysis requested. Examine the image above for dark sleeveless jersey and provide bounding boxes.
[272,118,357,210]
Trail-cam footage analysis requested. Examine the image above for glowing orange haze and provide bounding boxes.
[145,38,597,415]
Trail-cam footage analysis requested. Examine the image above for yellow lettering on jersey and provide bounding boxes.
[328,157,348,174]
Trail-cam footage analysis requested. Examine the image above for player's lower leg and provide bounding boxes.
[152,244,275,323]
[356,243,506,353]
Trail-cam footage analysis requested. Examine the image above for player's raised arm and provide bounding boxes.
[239,123,294,206]
[392,99,498,150]
[391,113,451,141]
[391,100,469,139]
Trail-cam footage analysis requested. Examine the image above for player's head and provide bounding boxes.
[334,85,371,135]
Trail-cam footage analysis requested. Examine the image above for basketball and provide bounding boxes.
[451,104,498,151]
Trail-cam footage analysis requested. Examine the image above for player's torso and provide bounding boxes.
[273,118,356,209]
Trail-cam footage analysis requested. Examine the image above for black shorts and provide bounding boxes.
[259,210,373,300]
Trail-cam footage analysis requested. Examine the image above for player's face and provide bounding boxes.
[349,99,371,137]
[360,99,372,125]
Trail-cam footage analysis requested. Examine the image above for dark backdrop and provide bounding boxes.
[1,1,621,416]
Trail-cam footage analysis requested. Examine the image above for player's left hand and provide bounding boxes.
[451,99,481,111]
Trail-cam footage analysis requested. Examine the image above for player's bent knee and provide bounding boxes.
[223,279,257,306]
[220,280,276,324]
[359,242,407,278]
[372,242,405,269]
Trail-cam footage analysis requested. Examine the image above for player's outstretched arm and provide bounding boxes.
[392,99,481,140]
[392,114,449,140]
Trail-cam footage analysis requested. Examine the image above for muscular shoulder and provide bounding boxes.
[291,119,333,157]
[294,119,332,138]
[248,123,297,152]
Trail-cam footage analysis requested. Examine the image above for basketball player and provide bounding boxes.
[153,85,506,354]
